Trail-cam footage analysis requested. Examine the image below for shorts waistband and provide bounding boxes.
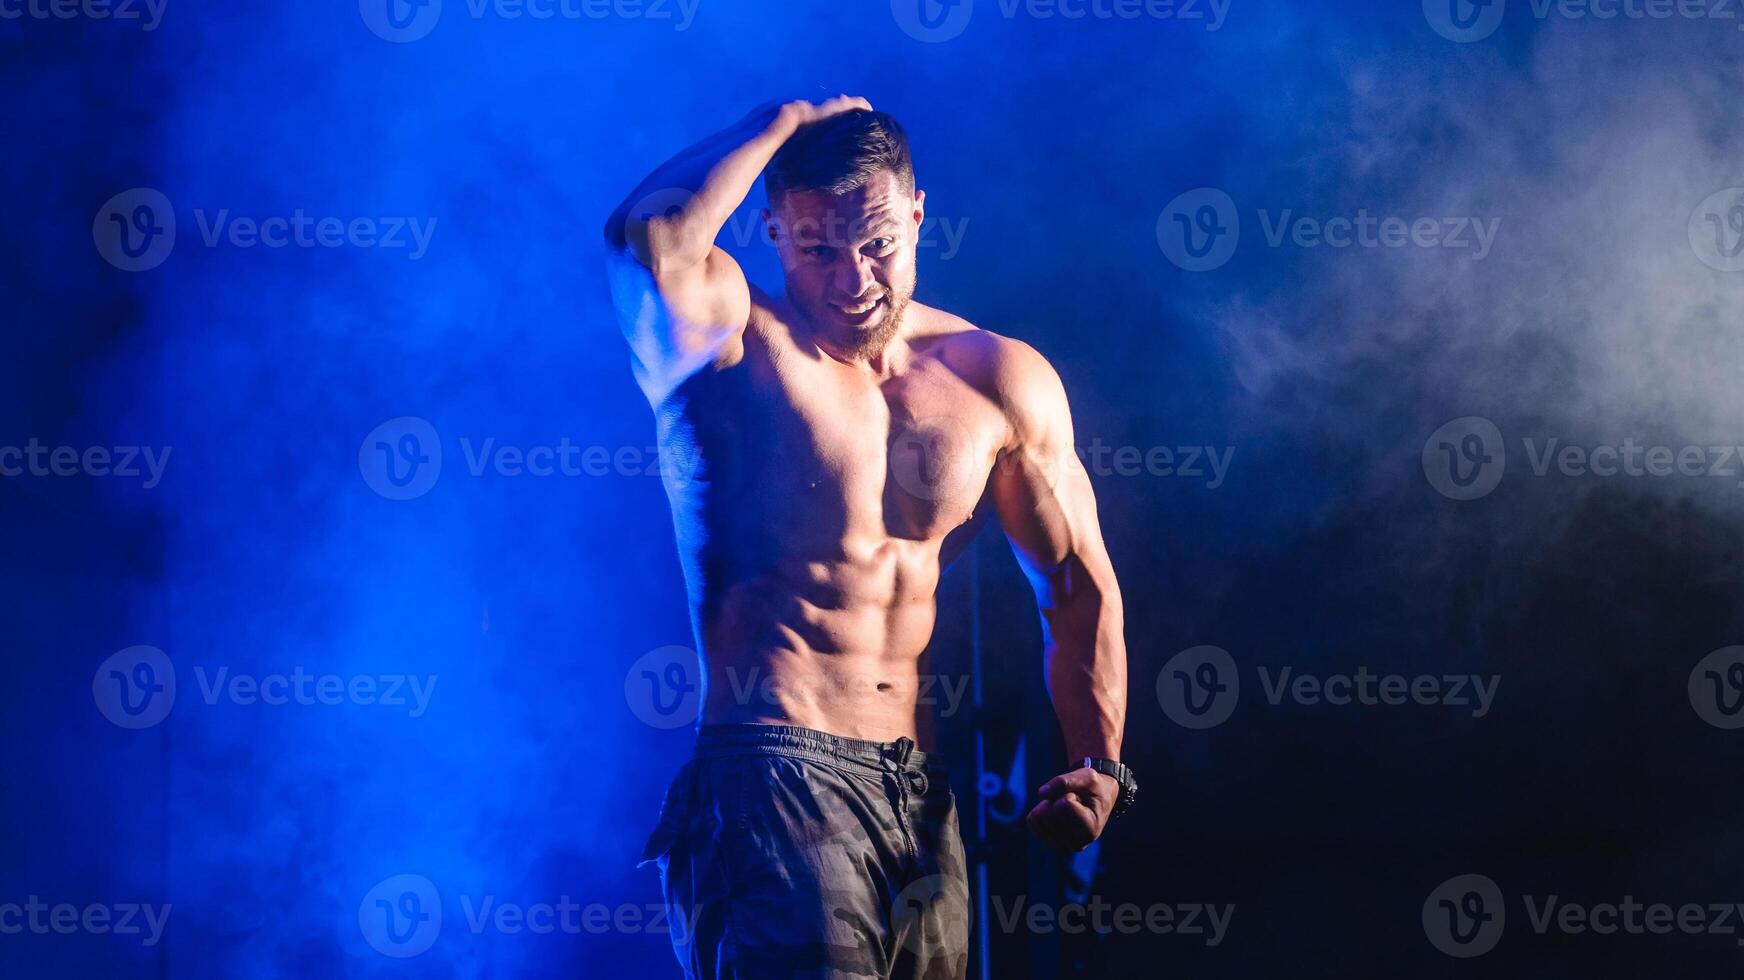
[694,723,940,775]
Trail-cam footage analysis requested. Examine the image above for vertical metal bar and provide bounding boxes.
[969,539,991,980]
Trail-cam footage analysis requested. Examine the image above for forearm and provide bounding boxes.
[1043,572,1127,762]
[605,105,799,269]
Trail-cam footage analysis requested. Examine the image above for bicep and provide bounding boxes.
[993,439,1112,597]
[987,355,1117,602]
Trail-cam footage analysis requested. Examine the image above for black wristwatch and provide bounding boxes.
[1082,758,1137,817]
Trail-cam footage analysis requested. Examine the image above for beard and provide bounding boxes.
[840,290,910,357]
[792,281,914,359]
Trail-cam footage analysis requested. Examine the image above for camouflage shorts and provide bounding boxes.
[639,724,970,979]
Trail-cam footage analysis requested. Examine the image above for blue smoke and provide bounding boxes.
[4,0,1742,975]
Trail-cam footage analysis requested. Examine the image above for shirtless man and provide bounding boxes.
[604,96,1134,979]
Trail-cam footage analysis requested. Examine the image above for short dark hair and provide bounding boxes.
[765,110,914,205]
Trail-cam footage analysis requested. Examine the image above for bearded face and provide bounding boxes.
[768,172,921,357]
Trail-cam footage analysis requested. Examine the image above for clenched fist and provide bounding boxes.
[1025,767,1119,852]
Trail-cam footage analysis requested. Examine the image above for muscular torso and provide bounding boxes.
[654,296,1012,742]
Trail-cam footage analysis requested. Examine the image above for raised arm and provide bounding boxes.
[987,342,1129,851]
[602,95,870,402]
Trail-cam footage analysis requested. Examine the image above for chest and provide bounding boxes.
[729,341,1006,542]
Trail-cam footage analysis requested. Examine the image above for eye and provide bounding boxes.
[803,245,833,259]
[866,238,894,252]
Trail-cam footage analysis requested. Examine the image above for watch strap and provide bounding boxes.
[1081,757,1137,817]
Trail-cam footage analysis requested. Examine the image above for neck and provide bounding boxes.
[815,332,904,373]
[789,299,909,374]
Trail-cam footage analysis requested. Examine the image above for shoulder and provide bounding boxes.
[909,304,1072,441]
[914,303,1060,384]
[916,304,1065,395]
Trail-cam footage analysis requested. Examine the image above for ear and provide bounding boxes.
[912,189,926,228]
[761,207,779,245]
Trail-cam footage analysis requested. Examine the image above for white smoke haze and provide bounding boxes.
[1206,19,1744,511]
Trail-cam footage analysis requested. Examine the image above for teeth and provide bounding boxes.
[842,299,880,314]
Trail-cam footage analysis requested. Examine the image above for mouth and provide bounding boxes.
[832,296,887,325]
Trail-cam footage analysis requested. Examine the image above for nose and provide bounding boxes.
[836,253,877,300]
